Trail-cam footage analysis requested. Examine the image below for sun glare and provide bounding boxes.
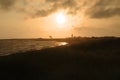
[56,13,66,24]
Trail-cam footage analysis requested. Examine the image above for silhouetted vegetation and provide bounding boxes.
[0,37,120,80]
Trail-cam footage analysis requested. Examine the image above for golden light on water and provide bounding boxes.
[59,42,68,46]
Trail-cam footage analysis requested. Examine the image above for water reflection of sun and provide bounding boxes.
[59,42,68,46]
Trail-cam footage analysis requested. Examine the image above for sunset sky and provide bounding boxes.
[0,0,120,39]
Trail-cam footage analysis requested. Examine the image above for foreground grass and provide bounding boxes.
[0,37,120,80]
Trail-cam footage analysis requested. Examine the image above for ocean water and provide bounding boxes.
[0,39,68,56]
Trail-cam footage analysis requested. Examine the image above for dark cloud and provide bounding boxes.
[32,8,57,18]
[25,0,79,18]
[86,0,120,18]
[0,0,16,10]
[89,7,120,18]
[32,0,78,17]
[0,0,120,19]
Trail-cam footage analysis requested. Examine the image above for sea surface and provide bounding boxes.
[0,39,68,56]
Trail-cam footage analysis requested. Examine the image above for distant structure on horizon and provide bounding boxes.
[71,34,74,38]
[49,36,53,39]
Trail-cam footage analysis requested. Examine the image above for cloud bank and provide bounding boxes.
[0,0,16,10]
[86,0,120,18]
[0,0,120,18]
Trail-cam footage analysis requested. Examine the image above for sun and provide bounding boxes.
[56,13,66,24]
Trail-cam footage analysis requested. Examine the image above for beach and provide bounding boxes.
[0,37,120,80]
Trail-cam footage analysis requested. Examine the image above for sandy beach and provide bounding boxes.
[0,37,120,80]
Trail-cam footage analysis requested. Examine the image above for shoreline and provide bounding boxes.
[0,37,120,80]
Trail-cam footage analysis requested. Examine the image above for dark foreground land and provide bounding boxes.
[0,37,120,80]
